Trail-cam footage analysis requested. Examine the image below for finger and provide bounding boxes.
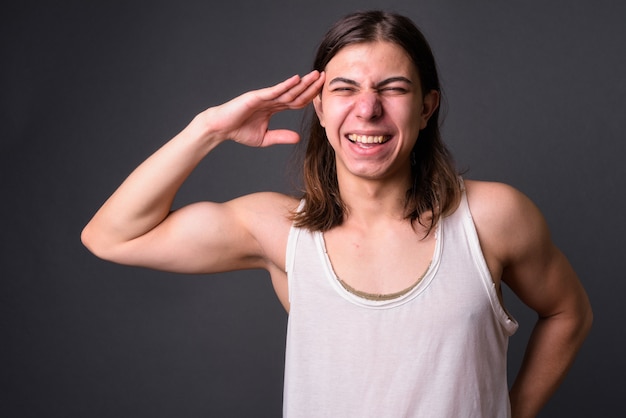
[256,74,303,102]
[275,71,323,106]
[287,71,325,108]
[254,71,323,108]
[260,129,301,147]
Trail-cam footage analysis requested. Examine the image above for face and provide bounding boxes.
[314,41,439,183]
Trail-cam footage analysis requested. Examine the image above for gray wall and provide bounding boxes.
[2,0,624,416]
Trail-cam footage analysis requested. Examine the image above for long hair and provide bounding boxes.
[293,10,461,234]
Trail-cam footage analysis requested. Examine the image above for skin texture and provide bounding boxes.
[82,41,592,418]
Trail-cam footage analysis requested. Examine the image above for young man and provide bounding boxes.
[82,11,592,417]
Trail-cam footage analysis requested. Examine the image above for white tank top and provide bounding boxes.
[283,190,518,417]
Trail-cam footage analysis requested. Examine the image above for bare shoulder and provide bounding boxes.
[464,179,550,269]
[228,191,299,229]
[228,191,300,215]
[464,179,535,216]
[227,191,300,269]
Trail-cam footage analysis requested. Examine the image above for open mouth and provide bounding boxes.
[347,134,391,144]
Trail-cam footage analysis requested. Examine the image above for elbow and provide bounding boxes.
[568,294,593,348]
[81,222,141,266]
[80,223,116,261]
[81,223,102,257]
[577,285,594,340]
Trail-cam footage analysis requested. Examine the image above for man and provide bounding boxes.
[82,10,592,417]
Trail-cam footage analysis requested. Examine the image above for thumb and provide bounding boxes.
[260,129,301,147]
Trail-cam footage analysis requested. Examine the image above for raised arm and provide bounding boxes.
[81,71,325,274]
[466,180,593,418]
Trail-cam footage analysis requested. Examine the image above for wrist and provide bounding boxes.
[183,108,228,151]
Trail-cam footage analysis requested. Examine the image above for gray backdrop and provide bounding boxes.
[2,0,625,416]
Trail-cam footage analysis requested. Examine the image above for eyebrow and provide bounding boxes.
[329,76,413,88]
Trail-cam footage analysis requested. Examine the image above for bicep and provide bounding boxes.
[100,200,265,274]
[468,180,589,319]
[498,192,588,319]
[503,242,587,319]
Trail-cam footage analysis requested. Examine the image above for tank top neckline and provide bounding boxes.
[314,221,443,309]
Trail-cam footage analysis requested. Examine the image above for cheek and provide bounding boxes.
[322,99,354,129]
[393,102,425,133]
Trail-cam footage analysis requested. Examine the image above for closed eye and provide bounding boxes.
[379,87,409,94]
[329,86,358,95]
[328,77,359,94]
[376,77,413,95]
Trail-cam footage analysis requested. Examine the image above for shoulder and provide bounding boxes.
[228,191,300,215]
[227,191,299,237]
[227,191,300,269]
[464,179,550,268]
[183,191,298,231]
[464,179,536,219]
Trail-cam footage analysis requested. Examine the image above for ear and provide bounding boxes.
[313,95,325,127]
[419,89,440,129]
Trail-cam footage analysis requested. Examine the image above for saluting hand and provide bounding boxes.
[198,70,325,147]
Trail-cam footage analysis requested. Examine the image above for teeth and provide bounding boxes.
[347,134,387,144]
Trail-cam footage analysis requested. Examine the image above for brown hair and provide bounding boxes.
[293,10,461,234]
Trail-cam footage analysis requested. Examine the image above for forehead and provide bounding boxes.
[325,41,417,78]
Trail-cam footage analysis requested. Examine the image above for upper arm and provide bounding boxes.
[85,192,295,275]
[466,181,591,321]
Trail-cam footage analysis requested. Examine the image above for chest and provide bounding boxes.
[322,224,435,296]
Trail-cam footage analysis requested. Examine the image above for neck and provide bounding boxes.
[337,174,411,227]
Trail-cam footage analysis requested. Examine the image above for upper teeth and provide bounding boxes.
[348,134,387,144]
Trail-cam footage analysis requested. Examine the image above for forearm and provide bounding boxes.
[81,72,323,264]
[509,309,592,417]
[81,111,223,252]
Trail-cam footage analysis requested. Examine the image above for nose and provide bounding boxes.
[354,92,382,120]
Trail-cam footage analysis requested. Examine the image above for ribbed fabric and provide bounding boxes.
[283,190,518,417]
